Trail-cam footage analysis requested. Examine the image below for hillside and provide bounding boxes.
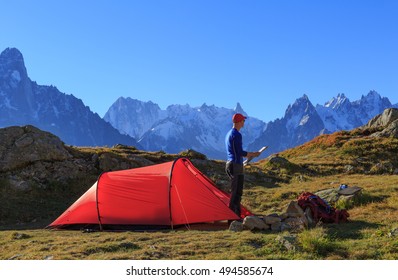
[1,108,398,260]
[273,108,398,176]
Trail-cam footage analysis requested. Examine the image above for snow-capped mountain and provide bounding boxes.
[105,99,267,159]
[248,94,325,157]
[316,91,393,132]
[106,90,395,160]
[249,91,394,159]
[2,47,396,160]
[103,97,167,139]
[0,48,138,147]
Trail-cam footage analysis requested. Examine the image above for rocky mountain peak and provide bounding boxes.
[0,47,27,79]
[324,93,350,110]
[285,94,316,118]
[0,48,24,63]
[234,102,246,114]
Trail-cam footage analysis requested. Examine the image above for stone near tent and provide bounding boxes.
[283,217,307,232]
[285,201,305,217]
[338,194,356,204]
[284,201,308,228]
[337,185,362,205]
[315,185,362,206]
[271,221,282,232]
[280,222,291,232]
[0,125,71,172]
[229,221,244,232]
[264,215,282,225]
[280,212,289,220]
[314,188,340,205]
[243,215,269,230]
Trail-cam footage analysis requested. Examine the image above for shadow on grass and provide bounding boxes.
[324,220,381,240]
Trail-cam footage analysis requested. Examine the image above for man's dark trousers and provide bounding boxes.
[226,161,244,217]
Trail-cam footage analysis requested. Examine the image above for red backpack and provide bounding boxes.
[298,192,349,224]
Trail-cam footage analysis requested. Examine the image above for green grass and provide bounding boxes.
[1,173,398,260]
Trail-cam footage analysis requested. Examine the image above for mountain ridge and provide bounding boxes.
[2,47,398,159]
[0,48,139,147]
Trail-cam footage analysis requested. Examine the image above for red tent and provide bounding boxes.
[48,158,252,230]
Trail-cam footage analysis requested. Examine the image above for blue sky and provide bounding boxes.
[1,0,397,121]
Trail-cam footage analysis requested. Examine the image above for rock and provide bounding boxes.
[229,221,244,232]
[91,153,99,163]
[316,186,362,206]
[264,215,282,225]
[269,156,290,166]
[361,108,398,138]
[365,108,398,129]
[315,188,340,205]
[276,235,298,251]
[8,254,23,260]
[9,178,31,192]
[280,212,289,220]
[370,162,394,174]
[178,149,207,160]
[283,217,307,232]
[10,232,30,239]
[98,153,119,171]
[338,194,356,204]
[15,135,34,148]
[280,222,291,232]
[286,201,305,216]
[388,228,398,238]
[344,165,355,173]
[271,221,282,232]
[243,216,269,230]
[0,125,71,172]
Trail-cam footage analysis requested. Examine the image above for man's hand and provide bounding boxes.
[247,151,261,158]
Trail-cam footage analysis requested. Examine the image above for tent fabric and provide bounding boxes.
[48,158,252,229]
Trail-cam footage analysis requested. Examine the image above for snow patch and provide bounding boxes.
[9,70,21,88]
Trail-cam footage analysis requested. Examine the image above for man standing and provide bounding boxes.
[225,113,260,219]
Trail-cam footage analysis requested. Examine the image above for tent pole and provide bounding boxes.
[168,157,182,230]
[96,173,105,231]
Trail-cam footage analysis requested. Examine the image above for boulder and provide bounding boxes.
[264,215,282,225]
[286,201,305,217]
[229,220,244,232]
[315,185,362,206]
[271,221,282,232]
[365,108,398,129]
[0,125,71,172]
[364,108,398,138]
[283,217,307,232]
[243,216,269,230]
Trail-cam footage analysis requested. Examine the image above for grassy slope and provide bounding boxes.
[1,130,398,260]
